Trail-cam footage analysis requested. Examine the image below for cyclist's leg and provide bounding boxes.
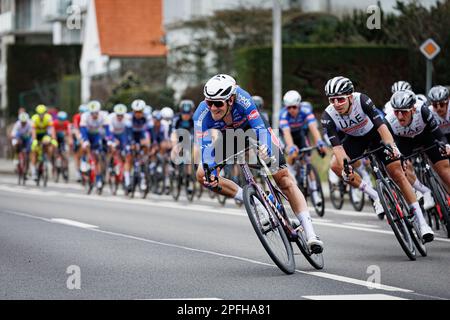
[330,135,379,202]
[384,147,432,235]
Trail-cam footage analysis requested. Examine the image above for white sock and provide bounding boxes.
[359,181,379,201]
[296,211,316,239]
[31,166,36,175]
[234,187,243,202]
[124,171,130,185]
[413,179,431,194]
[410,202,427,225]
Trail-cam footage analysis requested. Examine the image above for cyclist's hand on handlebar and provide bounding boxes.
[316,140,327,158]
[341,164,354,182]
[258,144,270,161]
[444,144,450,157]
[287,145,299,157]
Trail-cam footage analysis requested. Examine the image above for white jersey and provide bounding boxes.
[80,111,110,134]
[386,101,427,138]
[323,92,378,137]
[109,113,131,135]
[11,120,32,138]
[429,101,450,135]
[384,101,393,115]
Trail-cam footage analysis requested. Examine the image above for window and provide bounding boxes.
[0,0,12,14]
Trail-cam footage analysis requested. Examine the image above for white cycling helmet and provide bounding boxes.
[87,100,102,113]
[391,81,412,94]
[283,90,302,107]
[203,74,237,101]
[131,99,146,112]
[144,105,153,116]
[161,107,174,120]
[19,112,30,123]
[114,104,127,115]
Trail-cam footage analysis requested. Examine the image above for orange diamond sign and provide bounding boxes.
[420,38,441,60]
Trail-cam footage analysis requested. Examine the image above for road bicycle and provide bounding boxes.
[344,142,426,260]
[203,138,324,274]
[16,142,30,186]
[108,148,126,196]
[293,146,325,217]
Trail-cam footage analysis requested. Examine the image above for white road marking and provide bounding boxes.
[343,222,380,229]
[51,218,98,229]
[0,209,421,297]
[304,272,412,292]
[303,294,408,300]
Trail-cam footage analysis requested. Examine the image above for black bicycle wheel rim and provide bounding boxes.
[392,183,427,257]
[294,231,324,270]
[243,185,295,274]
[328,179,344,209]
[376,180,416,260]
[309,165,325,217]
[349,186,365,211]
[429,175,450,238]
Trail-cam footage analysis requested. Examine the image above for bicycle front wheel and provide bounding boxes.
[429,175,450,238]
[243,185,295,274]
[376,179,416,261]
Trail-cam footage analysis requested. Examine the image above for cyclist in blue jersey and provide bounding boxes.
[279,90,327,207]
[194,74,323,252]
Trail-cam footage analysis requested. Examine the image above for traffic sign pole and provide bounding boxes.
[426,59,433,94]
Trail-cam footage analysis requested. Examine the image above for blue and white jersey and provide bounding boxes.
[129,113,149,133]
[193,86,278,166]
[80,111,110,140]
[109,113,131,136]
[11,120,32,139]
[279,102,316,134]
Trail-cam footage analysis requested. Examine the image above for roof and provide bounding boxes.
[95,0,166,57]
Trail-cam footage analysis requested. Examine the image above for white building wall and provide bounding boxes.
[80,0,118,103]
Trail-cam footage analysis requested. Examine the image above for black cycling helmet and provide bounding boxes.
[390,90,416,110]
[428,85,449,103]
[179,99,195,114]
[391,81,412,94]
[325,76,354,97]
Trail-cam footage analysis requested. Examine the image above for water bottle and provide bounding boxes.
[267,193,281,211]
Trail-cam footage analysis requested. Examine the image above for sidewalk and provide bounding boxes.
[0,158,14,175]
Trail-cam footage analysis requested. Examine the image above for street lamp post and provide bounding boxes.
[272,0,282,130]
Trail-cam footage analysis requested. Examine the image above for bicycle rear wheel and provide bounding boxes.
[294,229,324,270]
[243,185,295,274]
[329,179,344,210]
[376,179,416,260]
[349,186,365,211]
[308,165,325,217]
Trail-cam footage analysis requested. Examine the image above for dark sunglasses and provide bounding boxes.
[205,100,226,108]
[287,105,298,110]
[393,109,412,116]
[432,101,448,109]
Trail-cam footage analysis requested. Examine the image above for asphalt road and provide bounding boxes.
[0,174,449,300]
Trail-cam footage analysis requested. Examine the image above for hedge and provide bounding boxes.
[6,44,82,118]
[235,44,411,112]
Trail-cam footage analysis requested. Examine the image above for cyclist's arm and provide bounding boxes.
[421,105,448,144]
[307,120,323,146]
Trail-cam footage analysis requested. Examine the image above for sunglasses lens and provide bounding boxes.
[287,106,297,110]
[206,100,225,108]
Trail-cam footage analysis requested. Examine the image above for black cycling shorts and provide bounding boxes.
[341,128,397,166]
[396,131,448,164]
